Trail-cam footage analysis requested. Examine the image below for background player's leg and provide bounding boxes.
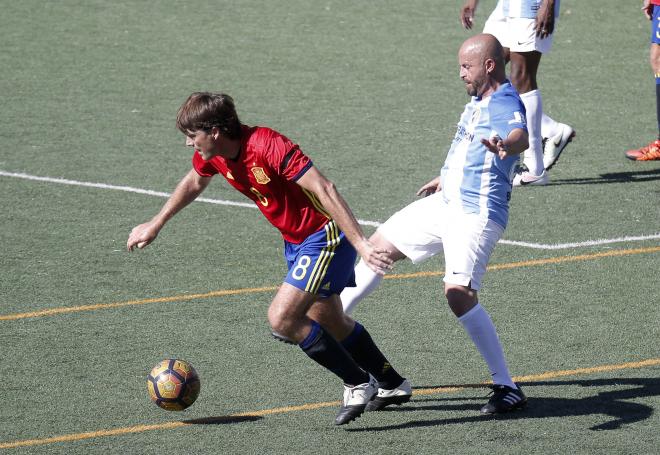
[655,43,660,140]
[509,51,548,185]
[625,23,660,159]
[541,113,575,170]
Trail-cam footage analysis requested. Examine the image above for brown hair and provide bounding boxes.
[176,92,242,139]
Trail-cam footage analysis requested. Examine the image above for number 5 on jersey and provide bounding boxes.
[250,187,269,206]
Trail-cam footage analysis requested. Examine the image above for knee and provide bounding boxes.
[509,55,538,93]
[444,285,470,303]
[444,285,477,317]
[370,231,406,262]
[267,305,294,337]
[509,67,534,94]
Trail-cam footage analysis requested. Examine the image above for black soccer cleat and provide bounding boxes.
[334,376,377,425]
[480,384,527,414]
[365,378,412,411]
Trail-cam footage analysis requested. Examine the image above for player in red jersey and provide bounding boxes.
[127,92,410,425]
[625,0,660,161]
[190,125,331,244]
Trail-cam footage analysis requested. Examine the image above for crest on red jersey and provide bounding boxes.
[251,167,270,184]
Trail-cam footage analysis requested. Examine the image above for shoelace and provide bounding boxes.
[640,146,660,160]
[484,385,508,398]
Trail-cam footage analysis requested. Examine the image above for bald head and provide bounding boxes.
[458,33,506,97]
[460,34,505,66]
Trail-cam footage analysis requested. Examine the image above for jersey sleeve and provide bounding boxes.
[260,129,313,181]
[192,152,218,177]
[281,147,313,181]
[489,94,528,140]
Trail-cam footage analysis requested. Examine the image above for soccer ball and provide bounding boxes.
[147,359,201,411]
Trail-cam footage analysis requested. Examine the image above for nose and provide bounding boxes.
[185,136,194,147]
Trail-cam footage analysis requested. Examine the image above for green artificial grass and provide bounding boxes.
[1,0,659,453]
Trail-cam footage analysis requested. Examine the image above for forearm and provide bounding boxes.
[314,181,368,251]
[152,169,210,227]
[502,128,529,155]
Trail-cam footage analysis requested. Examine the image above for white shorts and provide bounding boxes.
[483,9,554,54]
[378,192,504,291]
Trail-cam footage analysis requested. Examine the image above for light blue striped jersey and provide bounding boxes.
[495,0,560,19]
[440,81,527,228]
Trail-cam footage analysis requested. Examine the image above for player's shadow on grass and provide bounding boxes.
[182,415,262,425]
[548,168,660,185]
[346,377,659,432]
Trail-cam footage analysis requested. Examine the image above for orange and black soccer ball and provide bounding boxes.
[147,359,200,411]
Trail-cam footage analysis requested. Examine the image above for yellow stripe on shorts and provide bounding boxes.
[305,220,339,293]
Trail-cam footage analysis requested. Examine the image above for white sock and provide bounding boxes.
[340,260,383,315]
[541,112,560,138]
[519,89,544,176]
[458,303,516,388]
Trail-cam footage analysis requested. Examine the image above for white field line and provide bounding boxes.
[2,170,658,248]
[0,170,381,228]
[499,234,660,250]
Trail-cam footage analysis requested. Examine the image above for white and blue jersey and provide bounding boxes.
[495,0,560,19]
[440,81,527,228]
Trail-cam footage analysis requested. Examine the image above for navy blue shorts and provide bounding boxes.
[283,220,357,297]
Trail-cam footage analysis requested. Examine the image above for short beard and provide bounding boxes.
[466,83,480,97]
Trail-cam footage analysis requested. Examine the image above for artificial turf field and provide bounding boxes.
[1,0,659,453]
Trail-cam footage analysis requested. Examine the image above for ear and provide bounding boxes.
[210,126,221,140]
[484,58,495,74]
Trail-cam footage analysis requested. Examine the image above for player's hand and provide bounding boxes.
[127,221,161,252]
[416,176,441,197]
[643,0,653,20]
[357,240,393,275]
[481,136,512,159]
[460,0,478,29]
[535,0,555,38]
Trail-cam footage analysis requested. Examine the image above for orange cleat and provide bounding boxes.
[625,139,660,161]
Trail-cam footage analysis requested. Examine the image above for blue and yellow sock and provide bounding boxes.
[341,322,404,389]
[300,320,368,386]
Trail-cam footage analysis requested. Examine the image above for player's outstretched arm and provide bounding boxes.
[643,0,654,20]
[480,128,529,159]
[127,169,212,251]
[416,176,441,197]
[296,166,393,274]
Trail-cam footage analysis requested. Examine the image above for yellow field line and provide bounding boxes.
[0,287,277,321]
[386,245,660,279]
[1,246,658,321]
[1,357,658,450]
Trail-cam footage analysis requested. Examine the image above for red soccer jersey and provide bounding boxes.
[192,125,331,244]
